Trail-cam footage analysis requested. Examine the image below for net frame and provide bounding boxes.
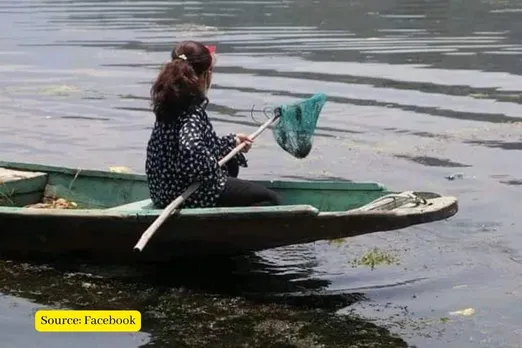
[271,93,327,159]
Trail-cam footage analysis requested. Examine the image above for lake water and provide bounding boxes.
[1,0,522,347]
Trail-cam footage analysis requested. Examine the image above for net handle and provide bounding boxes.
[218,110,280,166]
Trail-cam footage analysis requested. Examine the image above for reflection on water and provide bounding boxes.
[1,0,522,347]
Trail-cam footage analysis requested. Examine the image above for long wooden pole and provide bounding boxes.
[133,111,280,252]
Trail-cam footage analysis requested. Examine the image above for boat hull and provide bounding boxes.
[0,161,458,263]
[0,196,457,263]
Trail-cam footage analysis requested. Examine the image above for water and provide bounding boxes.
[1,0,522,347]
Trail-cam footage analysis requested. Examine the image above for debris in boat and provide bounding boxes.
[25,196,78,209]
[350,247,400,270]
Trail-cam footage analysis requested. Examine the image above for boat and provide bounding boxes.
[0,160,458,263]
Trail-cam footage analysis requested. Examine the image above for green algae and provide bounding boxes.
[351,248,400,270]
[0,259,409,348]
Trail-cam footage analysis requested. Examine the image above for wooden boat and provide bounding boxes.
[0,160,458,263]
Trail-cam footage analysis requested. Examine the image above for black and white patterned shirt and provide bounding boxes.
[146,104,247,209]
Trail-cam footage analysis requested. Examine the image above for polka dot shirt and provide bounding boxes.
[146,104,248,209]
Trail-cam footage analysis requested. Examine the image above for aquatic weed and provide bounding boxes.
[351,248,400,270]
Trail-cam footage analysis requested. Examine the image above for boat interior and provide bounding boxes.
[0,162,394,212]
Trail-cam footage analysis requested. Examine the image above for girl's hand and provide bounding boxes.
[235,133,253,153]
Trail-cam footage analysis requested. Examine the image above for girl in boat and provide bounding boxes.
[146,40,283,209]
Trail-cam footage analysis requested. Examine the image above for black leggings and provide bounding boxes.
[215,161,283,207]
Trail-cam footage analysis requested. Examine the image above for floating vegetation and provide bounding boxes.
[4,84,82,96]
[0,260,410,348]
[449,308,476,317]
[350,247,400,270]
[326,241,401,270]
[328,238,346,246]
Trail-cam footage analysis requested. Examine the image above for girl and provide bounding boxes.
[146,40,283,209]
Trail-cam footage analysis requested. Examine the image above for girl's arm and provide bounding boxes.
[216,133,248,167]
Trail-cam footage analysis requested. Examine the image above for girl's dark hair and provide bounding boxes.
[150,40,213,122]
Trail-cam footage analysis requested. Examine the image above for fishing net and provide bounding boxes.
[272,93,327,159]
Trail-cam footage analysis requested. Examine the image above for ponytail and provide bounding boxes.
[150,59,204,122]
[150,41,214,123]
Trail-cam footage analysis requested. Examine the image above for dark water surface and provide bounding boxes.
[1,0,522,347]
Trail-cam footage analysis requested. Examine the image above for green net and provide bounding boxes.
[272,93,327,159]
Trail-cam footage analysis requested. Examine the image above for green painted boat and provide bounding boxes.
[0,160,458,263]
